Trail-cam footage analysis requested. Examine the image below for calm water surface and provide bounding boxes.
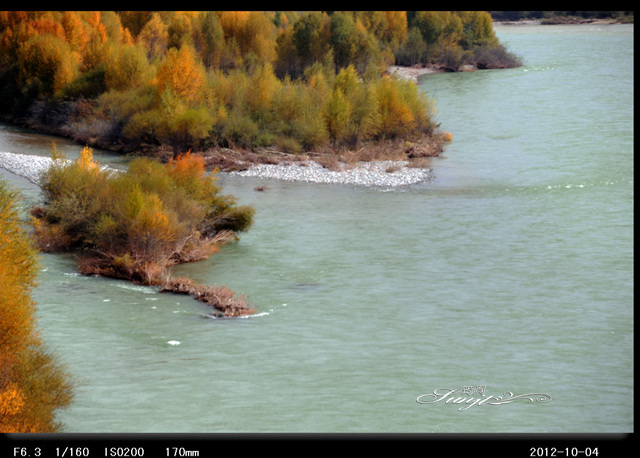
[0,24,633,433]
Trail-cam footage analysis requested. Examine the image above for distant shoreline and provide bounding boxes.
[493,17,632,26]
[388,65,444,83]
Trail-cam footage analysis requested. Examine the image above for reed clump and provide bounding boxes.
[32,145,256,316]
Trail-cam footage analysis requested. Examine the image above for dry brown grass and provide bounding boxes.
[77,252,256,317]
[313,153,344,171]
[29,217,74,253]
[160,276,255,317]
[172,230,235,264]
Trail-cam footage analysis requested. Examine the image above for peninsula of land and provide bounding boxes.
[0,11,524,177]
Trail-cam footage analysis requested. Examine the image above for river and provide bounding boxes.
[0,23,633,434]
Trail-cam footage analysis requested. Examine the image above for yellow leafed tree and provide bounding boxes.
[155,44,206,103]
[0,179,73,432]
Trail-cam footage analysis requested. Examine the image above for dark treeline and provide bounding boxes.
[0,11,520,157]
[489,10,634,22]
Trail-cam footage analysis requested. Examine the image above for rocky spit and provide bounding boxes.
[0,151,121,185]
[0,152,57,185]
[231,160,434,188]
[1,151,433,189]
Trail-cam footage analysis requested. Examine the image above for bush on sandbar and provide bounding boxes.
[32,145,255,316]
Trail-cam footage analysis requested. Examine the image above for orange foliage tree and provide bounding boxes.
[17,33,79,97]
[155,44,206,104]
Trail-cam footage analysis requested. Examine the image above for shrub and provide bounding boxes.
[470,44,522,69]
[221,110,259,148]
[38,145,111,248]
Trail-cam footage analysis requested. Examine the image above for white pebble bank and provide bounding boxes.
[0,152,56,184]
[1,151,433,189]
[0,151,118,185]
[231,160,433,188]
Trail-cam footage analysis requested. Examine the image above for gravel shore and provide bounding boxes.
[231,159,433,188]
[388,65,442,83]
[0,152,55,184]
[0,152,120,185]
[1,151,433,189]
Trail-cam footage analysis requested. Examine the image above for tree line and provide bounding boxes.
[0,11,520,155]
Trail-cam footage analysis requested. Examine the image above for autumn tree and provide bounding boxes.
[292,11,330,72]
[153,90,215,152]
[156,44,206,104]
[383,11,408,51]
[104,43,151,91]
[373,74,435,139]
[330,12,358,70]
[194,11,225,68]
[246,62,281,123]
[118,11,152,38]
[99,11,130,46]
[167,12,196,49]
[330,12,384,74]
[239,11,277,67]
[80,11,109,72]
[411,11,445,63]
[17,33,79,97]
[325,65,378,147]
[32,147,255,315]
[2,11,501,155]
[397,27,427,66]
[274,25,300,77]
[458,11,497,48]
[269,71,328,151]
[137,12,169,61]
[1,179,74,432]
[215,11,277,70]
[61,11,90,57]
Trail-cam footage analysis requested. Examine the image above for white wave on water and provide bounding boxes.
[114,283,157,294]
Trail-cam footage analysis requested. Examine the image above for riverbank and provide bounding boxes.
[199,132,449,187]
